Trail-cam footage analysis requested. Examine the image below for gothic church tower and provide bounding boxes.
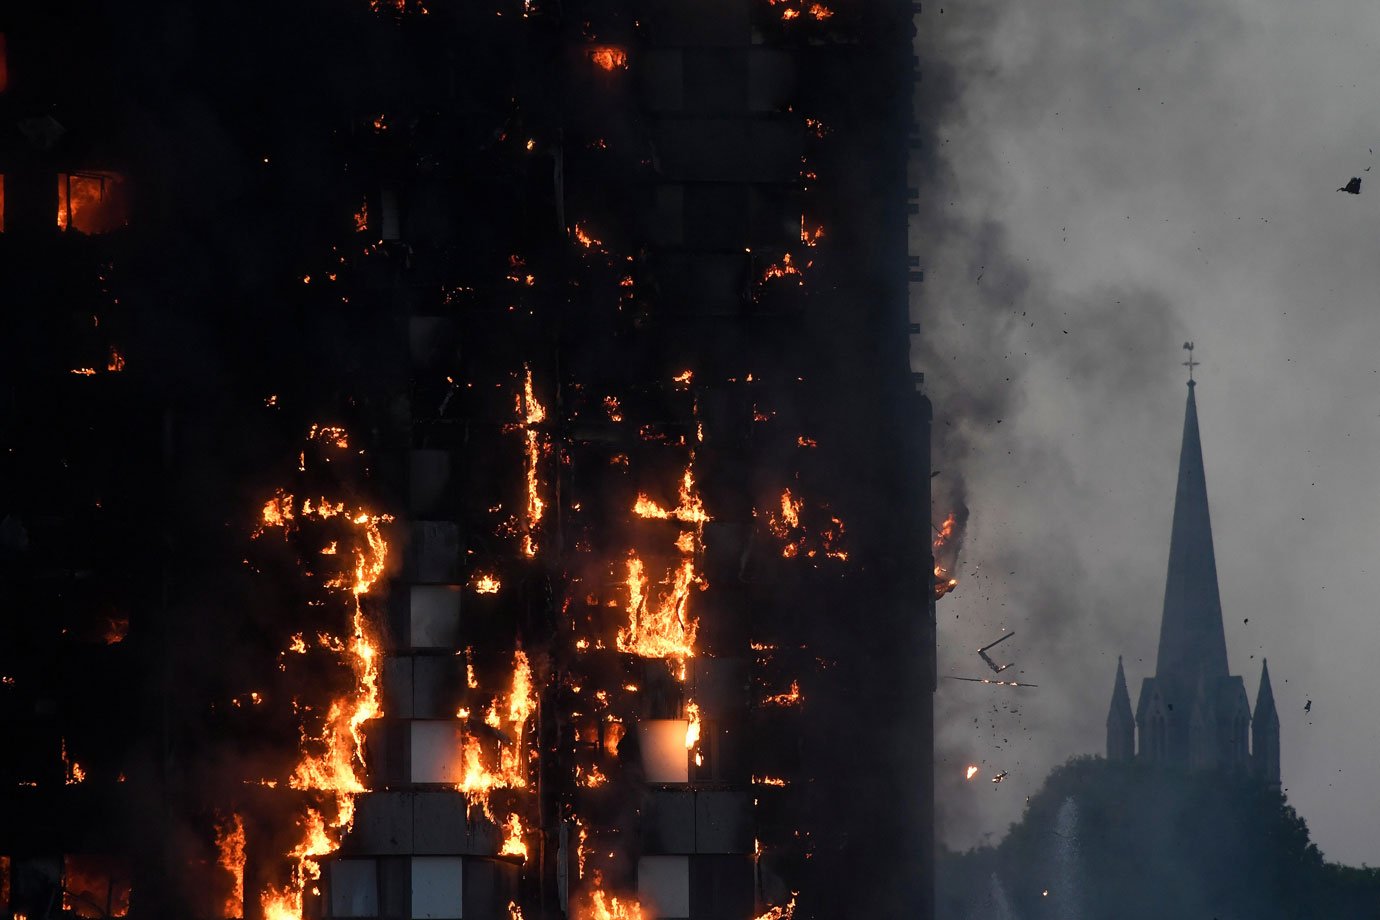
[1106,371,1280,785]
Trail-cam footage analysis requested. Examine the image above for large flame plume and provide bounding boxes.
[250,425,391,920]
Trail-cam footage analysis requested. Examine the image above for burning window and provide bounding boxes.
[57,172,129,235]
[590,46,629,71]
[62,855,131,918]
[638,720,690,783]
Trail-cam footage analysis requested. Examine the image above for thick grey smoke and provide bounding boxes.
[910,0,1380,864]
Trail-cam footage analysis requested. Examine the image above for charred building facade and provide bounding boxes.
[1,3,934,920]
[1106,380,1280,787]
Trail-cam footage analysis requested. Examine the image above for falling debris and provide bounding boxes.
[991,771,1008,784]
[1304,699,1312,713]
[1337,177,1361,194]
[978,632,1016,674]
[944,676,1038,688]
[965,765,980,781]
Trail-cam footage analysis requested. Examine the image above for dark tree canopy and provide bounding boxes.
[938,756,1380,920]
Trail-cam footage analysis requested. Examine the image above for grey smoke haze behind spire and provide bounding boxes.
[910,0,1380,865]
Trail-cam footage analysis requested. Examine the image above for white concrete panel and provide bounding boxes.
[410,585,461,649]
[329,859,378,917]
[411,856,464,919]
[638,855,690,919]
[410,721,464,784]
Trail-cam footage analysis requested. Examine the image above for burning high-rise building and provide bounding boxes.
[0,2,935,918]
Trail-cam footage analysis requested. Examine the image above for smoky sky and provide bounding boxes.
[910,0,1380,865]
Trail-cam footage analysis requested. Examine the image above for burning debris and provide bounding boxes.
[991,771,1009,784]
[945,676,1039,688]
[965,765,981,781]
[979,632,1017,674]
[932,510,965,599]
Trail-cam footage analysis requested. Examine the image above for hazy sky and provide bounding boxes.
[911,0,1380,865]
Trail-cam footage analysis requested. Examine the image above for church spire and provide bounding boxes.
[1154,378,1230,690]
[1253,659,1281,786]
[1106,656,1135,761]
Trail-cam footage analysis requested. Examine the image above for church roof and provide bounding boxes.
[1155,381,1231,691]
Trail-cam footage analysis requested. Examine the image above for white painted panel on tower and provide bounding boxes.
[410,585,461,649]
[410,720,464,784]
[411,856,464,919]
[328,858,378,917]
[638,855,690,919]
[639,720,690,783]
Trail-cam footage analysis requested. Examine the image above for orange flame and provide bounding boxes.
[518,367,547,557]
[455,650,538,827]
[578,889,643,920]
[471,572,502,594]
[215,814,246,919]
[103,615,129,645]
[933,511,960,598]
[761,252,805,283]
[500,813,528,860]
[762,680,803,707]
[754,896,798,920]
[574,222,604,250]
[632,468,710,530]
[251,431,391,919]
[684,700,701,750]
[57,173,127,235]
[616,553,702,661]
[62,856,130,918]
[590,47,628,71]
[61,738,86,785]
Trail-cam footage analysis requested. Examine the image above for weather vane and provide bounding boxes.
[1182,341,1199,382]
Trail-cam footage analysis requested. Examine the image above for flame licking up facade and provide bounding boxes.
[0,2,936,919]
[932,511,963,599]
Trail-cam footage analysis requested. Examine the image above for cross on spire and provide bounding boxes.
[1182,341,1199,383]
